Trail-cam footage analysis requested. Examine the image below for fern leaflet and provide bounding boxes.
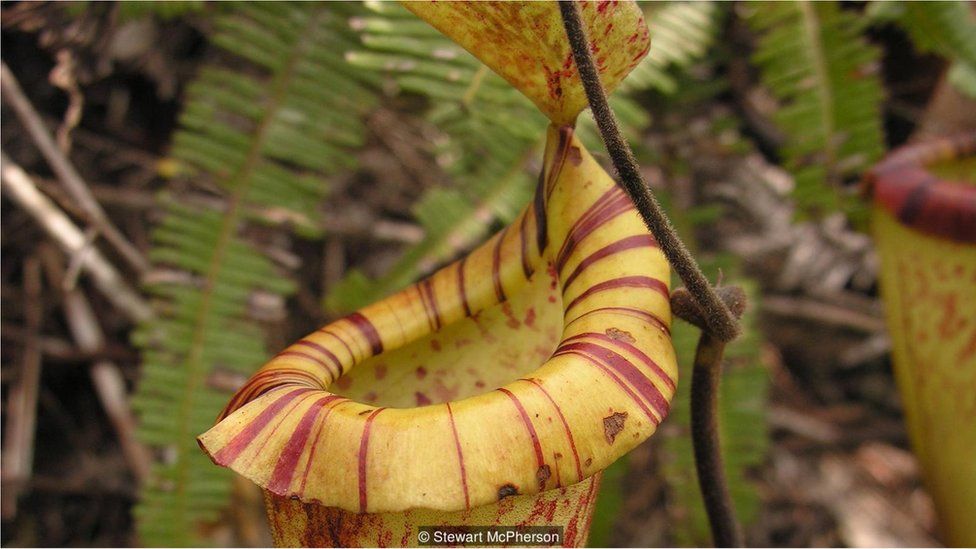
[868,0,976,98]
[132,3,376,545]
[745,1,885,218]
[327,1,544,313]
[619,1,721,95]
[328,1,720,313]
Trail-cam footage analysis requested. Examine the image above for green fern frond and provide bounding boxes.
[328,1,718,313]
[868,0,976,98]
[67,1,205,21]
[132,3,377,545]
[745,1,885,219]
[117,1,204,20]
[327,1,544,313]
[577,2,720,151]
[619,1,722,96]
[949,62,976,98]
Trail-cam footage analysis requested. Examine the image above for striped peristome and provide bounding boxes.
[866,133,976,244]
[198,124,677,521]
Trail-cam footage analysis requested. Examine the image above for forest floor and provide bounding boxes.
[1,3,967,548]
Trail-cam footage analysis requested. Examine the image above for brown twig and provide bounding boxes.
[1,61,149,275]
[762,294,885,333]
[39,246,152,484]
[0,324,131,363]
[558,0,740,343]
[1,152,153,322]
[50,50,85,154]
[1,256,44,520]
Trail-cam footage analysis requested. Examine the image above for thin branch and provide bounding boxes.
[1,152,153,322]
[558,1,740,342]
[672,286,748,548]
[39,246,152,484]
[690,331,746,547]
[0,256,43,520]
[559,4,746,540]
[1,61,150,275]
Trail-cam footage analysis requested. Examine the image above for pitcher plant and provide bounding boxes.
[197,2,679,547]
[867,133,976,547]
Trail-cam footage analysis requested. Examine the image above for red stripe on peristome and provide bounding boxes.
[345,312,384,356]
[567,472,601,545]
[298,398,347,493]
[545,126,574,200]
[579,472,601,539]
[868,133,976,243]
[445,402,471,509]
[212,387,314,467]
[565,306,670,336]
[532,173,549,253]
[498,388,546,484]
[266,395,343,494]
[491,227,509,302]
[875,168,976,243]
[565,276,669,312]
[561,234,658,291]
[556,186,632,273]
[421,279,442,331]
[566,332,675,391]
[456,257,473,317]
[519,212,534,278]
[357,408,386,513]
[553,348,659,424]
[556,341,670,419]
[277,351,339,380]
[521,378,583,483]
[231,367,324,402]
[211,387,314,465]
[294,340,343,377]
[414,284,434,332]
[242,391,320,470]
[894,173,936,225]
[220,368,321,418]
[320,329,356,362]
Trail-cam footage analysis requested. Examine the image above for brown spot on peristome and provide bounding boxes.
[536,464,551,488]
[603,411,629,444]
[498,483,519,500]
[584,457,593,467]
[606,327,636,343]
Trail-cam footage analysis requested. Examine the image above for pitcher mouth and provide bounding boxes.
[198,125,677,515]
[866,133,976,243]
[331,258,565,408]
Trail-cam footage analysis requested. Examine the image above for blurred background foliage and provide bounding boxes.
[2,0,974,547]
